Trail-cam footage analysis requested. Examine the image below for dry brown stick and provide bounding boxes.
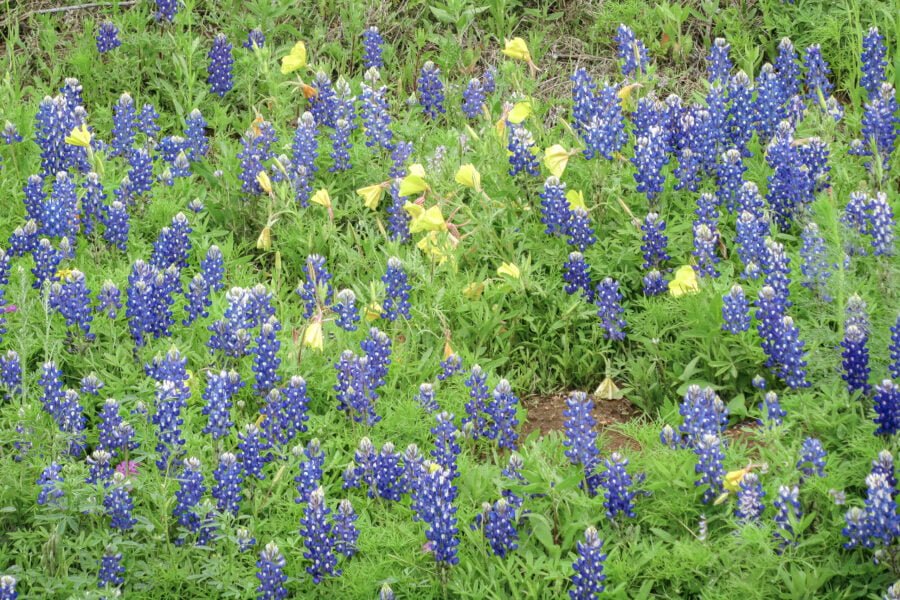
[25,1,138,17]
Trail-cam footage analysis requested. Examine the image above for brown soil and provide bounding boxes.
[522,393,643,452]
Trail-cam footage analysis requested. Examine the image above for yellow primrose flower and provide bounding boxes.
[408,163,426,178]
[398,173,429,197]
[302,321,324,351]
[310,188,331,208]
[56,268,76,280]
[544,144,570,178]
[723,467,753,493]
[566,190,586,210]
[462,281,485,300]
[364,302,383,322]
[280,41,307,74]
[617,82,642,108]
[502,37,532,62]
[668,265,699,297]
[256,226,272,251]
[65,124,92,148]
[507,101,532,124]
[405,203,446,233]
[256,171,273,194]
[416,231,451,265]
[356,184,385,210]
[454,164,481,191]
[497,262,521,280]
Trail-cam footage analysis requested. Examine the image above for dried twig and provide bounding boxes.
[25,1,138,18]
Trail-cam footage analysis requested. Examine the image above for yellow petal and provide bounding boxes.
[502,37,532,62]
[416,231,450,265]
[255,413,267,428]
[256,171,272,194]
[507,101,532,124]
[409,206,446,233]
[594,376,623,400]
[617,82,642,109]
[497,262,520,280]
[462,281,485,300]
[302,321,324,351]
[668,265,699,297]
[403,202,424,220]
[454,164,481,191]
[356,184,385,210]
[256,226,272,250]
[280,41,307,74]
[399,173,429,197]
[495,118,507,140]
[544,144,569,178]
[566,190,586,211]
[724,468,752,493]
[310,188,331,208]
[64,124,92,148]
[408,163,426,178]
[443,341,455,360]
[365,302,382,322]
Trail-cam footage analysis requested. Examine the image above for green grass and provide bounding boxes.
[0,0,898,598]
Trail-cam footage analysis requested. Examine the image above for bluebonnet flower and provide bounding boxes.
[411,464,460,566]
[891,316,900,380]
[202,370,240,440]
[173,456,205,535]
[268,378,309,446]
[486,379,519,450]
[474,499,519,558]
[848,472,900,549]
[382,257,411,321]
[763,238,792,311]
[481,66,496,94]
[872,451,898,494]
[389,140,413,179]
[673,116,702,191]
[386,182,411,242]
[79,172,106,236]
[333,351,380,425]
[372,442,406,501]
[564,252,594,300]
[22,175,45,223]
[539,177,571,236]
[727,72,755,155]
[722,285,750,333]
[199,246,224,292]
[862,27,887,98]
[8,220,39,257]
[96,21,121,53]
[150,212,192,271]
[640,270,666,297]
[362,26,384,68]
[874,380,900,439]
[38,360,65,421]
[183,274,211,326]
[431,412,460,477]
[0,351,22,398]
[868,191,896,256]
[775,38,800,102]
[735,472,765,522]
[841,325,871,395]
[56,389,86,456]
[237,119,278,195]
[507,124,539,176]
[137,103,160,139]
[600,452,637,521]
[777,316,810,389]
[569,526,606,600]
[151,379,187,470]
[301,487,340,582]
[330,118,352,172]
[854,83,900,176]
[418,61,445,119]
[797,437,827,479]
[154,0,177,21]
[594,277,626,341]
[438,353,464,381]
[360,68,393,150]
[110,92,137,157]
[716,148,745,210]
[126,261,181,347]
[632,126,668,204]
[49,270,94,340]
[256,542,288,600]
[501,454,527,509]
[463,365,490,438]
[798,223,831,300]
[37,462,64,505]
[885,582,900,600]
[243,28,265,51]
[679,385,728,447]
[704,83,728,164]
[571,68,597,137]
[35,95,88,175]
[237,527,256,553]
[707,38,732,83]
[127,148,154,197]
[566,208,595,252]
[213,452,243,516]
[804,45,833,105]
[309,71,338,127]
[0,576,15,600]
[760,391,786,427]
[2,121,22,144]
[614,23,649,78]
[104,472,136,530]
[253,317,282,395]
[102,201,129,251]
[415,383,439,413]
[563,391,601,496]
[773,485,801,549]
[641,212,669,271]
[31,238,61,290]
[343,437,377,493]
[694,433,725,504]
[98,546,124,590]
[333,289,359,331]
[755,63,787,142]
[207,34,234,97]
[239,423,271,481]
[295,439,325,503]
[158,135,185,165]
[183,109,209,161]
[693,223,720,279]
[42,171,78,239]
[582,83,627,160]
[296,254,333,318]
[462,78,485,119]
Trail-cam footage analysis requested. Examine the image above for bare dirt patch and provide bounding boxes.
[522,393,643,452]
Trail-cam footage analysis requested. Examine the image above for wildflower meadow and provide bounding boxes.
[1,0,900,597]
